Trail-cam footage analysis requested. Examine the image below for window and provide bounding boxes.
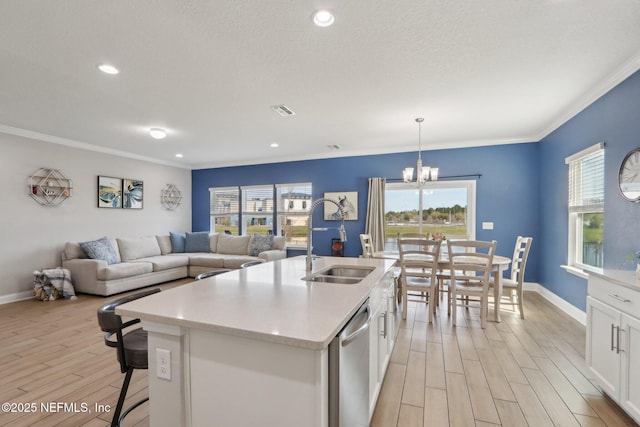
[384,180,476,251]
[566,143,604,271]
[210,187,239,235]
[241,185,274,235]
[276,183,312,246]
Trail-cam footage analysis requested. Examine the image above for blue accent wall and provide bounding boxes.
[539,68,640,311]
[193,68,640,313]
[192,143,541,280]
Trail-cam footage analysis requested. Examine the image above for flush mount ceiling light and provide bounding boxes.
[403,118,439,184]
[313,10,335,27]
[270,143,280,148]
[98,64,119,75]
[175,153,184,158]
[149,128,167,139]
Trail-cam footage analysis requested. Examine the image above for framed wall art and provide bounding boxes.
[323,191,358,220]
[123,179,144,209]
[98,176,122,208]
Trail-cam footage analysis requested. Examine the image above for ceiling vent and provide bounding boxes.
[270,104,296,117]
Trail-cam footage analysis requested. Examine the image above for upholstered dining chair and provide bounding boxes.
[447,239,496,329]
[97,288,161,427]
[490,236,532,319]
[397,235,441,323]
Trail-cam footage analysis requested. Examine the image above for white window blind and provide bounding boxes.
[566,143,605,213]
[210,187,240,215]
[241,185,274,214]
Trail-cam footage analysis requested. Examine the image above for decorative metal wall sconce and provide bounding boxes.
[28,168,73,206]
[161,184,183,210]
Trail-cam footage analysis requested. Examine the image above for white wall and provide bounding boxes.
[0,132,191,301]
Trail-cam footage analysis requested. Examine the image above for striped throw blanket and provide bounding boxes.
[33,268,77,301]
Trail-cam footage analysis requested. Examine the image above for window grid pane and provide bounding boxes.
[276,183,312,244]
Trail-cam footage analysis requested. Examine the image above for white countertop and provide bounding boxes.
[589,269,640,291]
[116,256,396,350]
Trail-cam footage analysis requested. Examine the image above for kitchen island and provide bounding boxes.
[117,255,397,427]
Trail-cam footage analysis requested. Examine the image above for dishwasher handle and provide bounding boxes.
[341,304,372,347]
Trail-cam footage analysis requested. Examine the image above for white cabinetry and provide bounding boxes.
[369,270,397,417]
[586,272,640,424]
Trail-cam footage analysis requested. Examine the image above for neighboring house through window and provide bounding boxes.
[241,185,274,235]
[276,183,312,247]
[210,186,240,234]
[210,183,312,245]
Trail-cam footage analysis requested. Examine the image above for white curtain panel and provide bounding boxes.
[365,177,386,252]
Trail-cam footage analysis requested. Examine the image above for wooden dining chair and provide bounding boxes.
[397,235,441,323]
[359,234,373,258]
[396,233,431,304]
[490,236,532,319]
[447,239,496,328]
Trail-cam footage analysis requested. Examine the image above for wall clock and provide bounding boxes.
[619,148,640,202]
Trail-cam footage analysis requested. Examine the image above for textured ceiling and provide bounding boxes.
[1,0,640,169]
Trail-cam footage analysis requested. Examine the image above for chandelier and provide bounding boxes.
[403,118,438,184]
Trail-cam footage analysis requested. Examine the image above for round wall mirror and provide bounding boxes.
[619,148,640,202]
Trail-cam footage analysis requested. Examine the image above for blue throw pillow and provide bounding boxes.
[170,232,186,253]
[249,234,274,256]
[185,231,210,253]
[80,237,120,265]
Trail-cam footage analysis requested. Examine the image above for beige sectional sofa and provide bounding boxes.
[61,233,286,296]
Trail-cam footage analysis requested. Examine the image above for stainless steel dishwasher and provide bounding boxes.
[328,299,371,427]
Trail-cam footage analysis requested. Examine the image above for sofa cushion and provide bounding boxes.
[117,236,161,262]
[249,234,274,256]
[216,234,251,255]
[170,232,186,253]
[80,237,120,265]
[209,233,219,253]
[188,253,226,268]
[64,242,87,260]
[185,232,210,253]
[156,235,172,255]
[130,255,189,272]
[272,236,286,251]
[97,262,153,281]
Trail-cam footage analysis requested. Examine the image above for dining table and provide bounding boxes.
[372,250,512,322]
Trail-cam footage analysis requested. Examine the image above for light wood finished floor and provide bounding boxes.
[0,280,637,426]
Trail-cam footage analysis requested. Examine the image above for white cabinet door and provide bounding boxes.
[378,307,389,379]
[621,313,640,422]
[586,296,621,399]
[369,300,382,406]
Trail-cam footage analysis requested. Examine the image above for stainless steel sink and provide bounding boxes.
[302,265,375,284]
[323,266,375,278]
[306,276,361,284]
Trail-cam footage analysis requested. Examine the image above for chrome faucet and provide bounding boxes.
[306,198,347,272]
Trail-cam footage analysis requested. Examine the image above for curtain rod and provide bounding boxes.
[386,173,482,182]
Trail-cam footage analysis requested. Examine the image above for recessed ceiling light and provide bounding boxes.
[175,153,184,158]
[98,64,119,75]
[270,143,279,148]
[313,10,335,27]
[149,128,167,139]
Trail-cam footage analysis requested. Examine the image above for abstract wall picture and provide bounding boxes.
[123,179,143,209]
[98,176,122,208]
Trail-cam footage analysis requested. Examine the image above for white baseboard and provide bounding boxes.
[523,282,586,326]
[0,290,34,305]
